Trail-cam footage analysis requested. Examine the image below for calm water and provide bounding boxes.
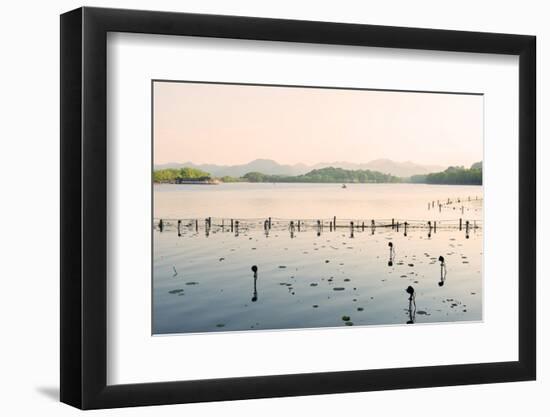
[153,183,483,334]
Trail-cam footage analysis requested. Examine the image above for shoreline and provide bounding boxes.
[154,181,483,186]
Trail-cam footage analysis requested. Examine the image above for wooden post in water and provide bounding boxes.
[362,221,365,231]
[230,219,234,232]
[392,218,395,229]
[434,221,437,233]
[404,221,408,236]
[159,219,164,232]
[329,221,333,232]
[459,218,462,231]
[177,219,181,236]
[298,220,301,232]
[195,219,198,232]
[333,216,336,229]
[268,217,272,229]
[396,221,400,232]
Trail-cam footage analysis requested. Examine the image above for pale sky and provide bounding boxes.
[153,81,483,167]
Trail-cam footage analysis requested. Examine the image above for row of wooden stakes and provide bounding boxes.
[156,217,479,236]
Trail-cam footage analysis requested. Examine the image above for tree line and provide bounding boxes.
[153,167,211,183]
[153,162,482,185]
[243,167,400,183]
[409,162,482,185]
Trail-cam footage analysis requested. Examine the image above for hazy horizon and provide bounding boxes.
[154,157,479,169]
[154,82,483,167]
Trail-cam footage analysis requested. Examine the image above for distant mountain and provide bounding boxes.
[357,159,445,178]
[154,159,309,177]
[154,158,446,178]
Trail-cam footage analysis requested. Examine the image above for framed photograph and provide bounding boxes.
[60,7,536,409]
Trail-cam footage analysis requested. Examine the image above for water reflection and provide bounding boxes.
[438,256,447,287]
[388,242,395,267]
[153,184,483,334]
[406,285,416,324]
[251,265,258,302]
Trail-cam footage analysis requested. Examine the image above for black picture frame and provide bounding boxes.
[60,6,536,410]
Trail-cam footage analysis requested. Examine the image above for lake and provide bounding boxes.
[153,183,483,334]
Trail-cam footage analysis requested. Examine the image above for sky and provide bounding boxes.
[153,81,483,168]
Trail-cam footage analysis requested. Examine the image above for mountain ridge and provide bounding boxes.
[154,158,448,178]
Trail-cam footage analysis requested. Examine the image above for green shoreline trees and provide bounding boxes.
[243,167,400,183]
[153,162,482,185]
[153,167,211,183]
[409,162,482,185]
